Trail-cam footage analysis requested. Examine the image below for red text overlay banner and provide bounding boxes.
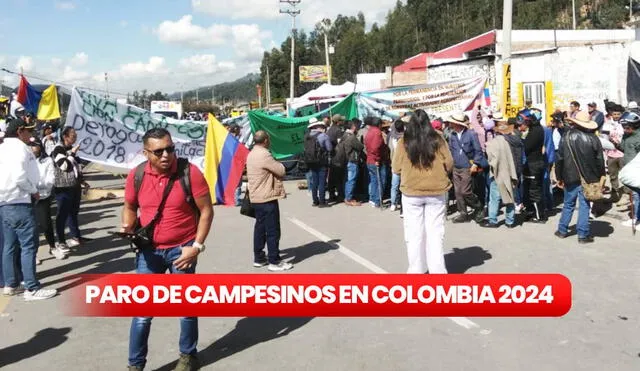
[66,274,572,317]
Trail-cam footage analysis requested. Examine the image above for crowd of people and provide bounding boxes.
[283,100,640,272]
[0,109,92,301]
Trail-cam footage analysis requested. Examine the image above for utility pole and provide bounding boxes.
[266,65,271,107]
[196,88,199,104]
[572,0,577,29]
[502,0,513,117]
[322,18,332,85]
[280,0,301,116]
[211,86,215,106]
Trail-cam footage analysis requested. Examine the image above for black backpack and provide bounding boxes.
[332,139,348,167]
[303,132,327,166]
[133,157,199,218]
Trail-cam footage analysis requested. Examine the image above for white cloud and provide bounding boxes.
[193,0,395,28]
[51,57,63,67]
[70,52,88,67]
[60,66,89,82]
[54,1,76,10]
[232,24,267,62]
[178,54,236,75]
[192,0,279,20]
[15,56,34,72]
[120,20,128,28]
[117,56,169,78]
[155,15,229,48]
[155,16,269,62]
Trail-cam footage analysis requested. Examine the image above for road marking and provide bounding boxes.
[0,295,10,315]
[287,217,484,331]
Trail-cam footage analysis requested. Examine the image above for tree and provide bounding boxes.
[253,0,628,102]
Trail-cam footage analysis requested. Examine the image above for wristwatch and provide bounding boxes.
[193,242,206,253]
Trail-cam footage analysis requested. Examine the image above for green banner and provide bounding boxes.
[248,93,358,159]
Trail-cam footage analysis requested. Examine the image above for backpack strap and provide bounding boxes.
[133,161,147,206]
[177,158,200,219]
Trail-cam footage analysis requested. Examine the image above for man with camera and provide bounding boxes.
[121,128,213,371]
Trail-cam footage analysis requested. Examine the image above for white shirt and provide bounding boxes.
[35,157,55,199]
[0,138,40,205]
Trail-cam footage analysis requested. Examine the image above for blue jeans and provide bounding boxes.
[129,242,198,368]
[487,178,515,225]
[0,204,39,291]
[55,187,81,243]
[557,184,590,238]
[391,173,401,206]
[633,191,640,222]
[345,162,359,201]
[234,183,242,207]
[253,200,281,264]
[543,167,554,211]
[367,164,388,206]
[309,167,327,204]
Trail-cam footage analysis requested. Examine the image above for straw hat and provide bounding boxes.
[495,121,515,135]
[492,112,506,122]
[566,111,598,130]
[446,112,470,128]
[307,117,325,129]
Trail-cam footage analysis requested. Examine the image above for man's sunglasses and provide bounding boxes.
[146,145,176,157]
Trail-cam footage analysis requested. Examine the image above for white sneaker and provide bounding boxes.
[3,284,25,296]
[24,288,57,301]
[268,262,294,271]
[50,247,68,260]
[621,219,639,227]
[66,239,80,248]
[390,205,397,212]
[55,243,70,253]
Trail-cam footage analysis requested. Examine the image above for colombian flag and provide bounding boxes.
[16,75,61,120]
[203,114,250,206]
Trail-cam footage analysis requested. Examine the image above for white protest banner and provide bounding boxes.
[357,76,487,121]
[65,88,207,171]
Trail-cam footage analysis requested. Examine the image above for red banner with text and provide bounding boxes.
[65,274,572,317]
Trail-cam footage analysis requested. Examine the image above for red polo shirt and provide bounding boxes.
[124,160,210,249]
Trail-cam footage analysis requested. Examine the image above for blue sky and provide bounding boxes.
[0,0,397,95]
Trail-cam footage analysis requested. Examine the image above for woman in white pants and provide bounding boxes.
[392,110,454,274]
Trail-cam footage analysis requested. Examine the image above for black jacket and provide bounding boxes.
[555,128,605,186]
[342,131,364,163]
[523,123,545,165]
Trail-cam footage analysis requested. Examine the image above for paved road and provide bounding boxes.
[1,172,639,371]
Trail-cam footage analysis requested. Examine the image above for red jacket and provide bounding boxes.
[364,126,388,165]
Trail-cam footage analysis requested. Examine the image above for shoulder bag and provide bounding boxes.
[130,174,178,252]
[567,139,604,201]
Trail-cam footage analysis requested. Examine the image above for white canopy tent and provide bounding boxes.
[289,82,357,111]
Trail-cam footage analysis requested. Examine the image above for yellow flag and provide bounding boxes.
[37,84,61,121]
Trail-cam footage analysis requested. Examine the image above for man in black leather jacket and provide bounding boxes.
[554,111,605,244]
[517,110,546,223]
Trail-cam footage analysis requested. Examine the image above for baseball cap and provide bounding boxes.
[5,118,36,136]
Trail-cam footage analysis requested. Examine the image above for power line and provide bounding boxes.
[0,67,130,97]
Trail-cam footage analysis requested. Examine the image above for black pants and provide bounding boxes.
[55,186,82,243]
[327,165,345,201]
[523,160,546,220]
[253,200,281,265]
[35,196,55,248]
